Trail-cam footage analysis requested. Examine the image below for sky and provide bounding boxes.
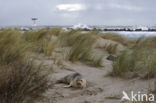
[0,0,156,26]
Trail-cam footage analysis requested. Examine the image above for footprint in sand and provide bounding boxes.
[81,87,103,96]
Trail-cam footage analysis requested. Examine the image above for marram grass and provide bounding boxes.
[0,29,51,103]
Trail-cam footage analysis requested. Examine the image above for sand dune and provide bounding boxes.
[36,38,156,103]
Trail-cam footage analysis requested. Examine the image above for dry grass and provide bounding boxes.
[104,43,118,54]
[0,29,29,64]
[47,27,62,36]
[101,33,128,46]
[68,39,91,62]
[110,50,137,77]
[0,61,50,103]
[68,34,96,61]
[44,40,59,56]
[58,29,82,46]
[110,37,156,79]
[65,31,103,67]
[140,36,156,49]
[0,29,51,103]
[89,55,103,67]
[23,28,59,56]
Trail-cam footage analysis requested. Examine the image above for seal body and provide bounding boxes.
[57,73,87,88]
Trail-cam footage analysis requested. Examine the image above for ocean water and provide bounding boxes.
[103,31,156,39]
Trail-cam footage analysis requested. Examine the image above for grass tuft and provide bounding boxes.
[0,61,50,103]
[104,43,118,54]
[23,28,59,56]
[67,32,103,67]
[0,29,51,103]
[101,33,128,46]
[110,38,156,79]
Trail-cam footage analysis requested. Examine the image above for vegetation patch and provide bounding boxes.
[101,33,128,46]
[110,37,156,79]
[104,43,118,54]
[0,29,51,103]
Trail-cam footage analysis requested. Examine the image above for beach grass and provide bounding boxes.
[0,29,51,103]
[104,43,118,54]
[101,33,128,46]
[110,37,156,79]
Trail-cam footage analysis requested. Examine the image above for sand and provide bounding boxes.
[35,58,155,103]
[36,39,156,103]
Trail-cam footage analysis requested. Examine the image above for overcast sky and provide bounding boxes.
[0,0,156,26]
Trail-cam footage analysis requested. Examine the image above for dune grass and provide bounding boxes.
[0,29,29,64]
[58,29,82,46]
[110,50,137,77]
[0,29,51,103]
[140,36,156,49]
[104,43,118,54]
[23,28,59,56]
[110,37,156,79]
[89,55,103,67]
[68,33,96,61]
[66,31,103,67]
[23,28,104,66]
[0,61,50,103]
[47,27,62,36]
[44,40,59,56]
[23,29,49,53]
[101,33,129,46]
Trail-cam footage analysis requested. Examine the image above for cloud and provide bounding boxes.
[0,0,156,25]
[94,4,104,10]
[61,13,78,18]
[56,4,85,11]
[109,4,143,12]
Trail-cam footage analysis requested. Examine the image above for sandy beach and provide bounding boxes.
[35,37,156,103]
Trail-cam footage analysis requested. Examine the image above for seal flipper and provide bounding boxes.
[63,85,72,88]
[56,77,66,84]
